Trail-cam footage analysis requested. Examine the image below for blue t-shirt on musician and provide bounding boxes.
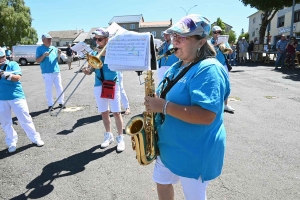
[0,60,25,100]
[36,45,60,74]
[159,43,179,67]
[93,56,118,87]
[156,58,230,181]
[209,38,231,66]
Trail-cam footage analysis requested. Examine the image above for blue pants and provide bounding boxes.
[275,51,286,67]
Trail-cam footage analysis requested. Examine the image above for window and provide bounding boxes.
[130,24,135,29]
[56,42,59,46]
[294,10,300,23]
[253,17,256,24]
[252,29,255,37]
[161,31,164,37]
[278,16,284,28]
[122,24,127,29]
[151,31,156,37]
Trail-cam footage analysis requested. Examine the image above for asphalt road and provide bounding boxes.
[0,60,299,200]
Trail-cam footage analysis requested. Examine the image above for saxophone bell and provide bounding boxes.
[219,43,231,54]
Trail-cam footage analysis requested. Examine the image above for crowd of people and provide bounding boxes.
[1,13,237,200]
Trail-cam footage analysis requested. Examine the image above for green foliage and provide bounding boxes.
[228,30,236,43]
[238,32,249,41]
[216,18,226,35]
[0,0,38,48]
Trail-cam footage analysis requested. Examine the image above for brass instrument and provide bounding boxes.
[219,43,231,54]
[125,49,177,166]
[86,45,107,69]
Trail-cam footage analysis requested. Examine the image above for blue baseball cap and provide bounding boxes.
[92,28,109,38]
[0,48,5,57]
[166,14,211,37]
[41,33,52,39]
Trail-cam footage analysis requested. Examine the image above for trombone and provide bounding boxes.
[49,45,107,116]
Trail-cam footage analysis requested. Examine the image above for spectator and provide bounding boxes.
[248,40,254,60]
[229,41,236,66]
[275,34,289,70]
[66,44,73,70]
[285,36,298,70]
[238,37,249,63]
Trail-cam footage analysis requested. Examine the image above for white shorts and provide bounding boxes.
[153,157,209,200]
[239,52,247,57]
[94,85,121,113]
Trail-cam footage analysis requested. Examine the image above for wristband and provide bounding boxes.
[162,100,170,115]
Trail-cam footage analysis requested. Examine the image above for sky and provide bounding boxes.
[24,0,258,43]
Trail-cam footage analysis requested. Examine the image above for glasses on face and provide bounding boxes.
[94,37,105,42]
[213,31,221,34]
[0,56,5,59]
[170,34,188,43]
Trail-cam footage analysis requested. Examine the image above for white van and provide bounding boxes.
[12,45,40,66]
[12,45,68,65]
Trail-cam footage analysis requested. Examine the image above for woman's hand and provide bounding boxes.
[144,96,165,113]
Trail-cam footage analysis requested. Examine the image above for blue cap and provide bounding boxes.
[166,14,211,37]
[41,33,52,39]
[92,28,109,38]
[0,48,5,57]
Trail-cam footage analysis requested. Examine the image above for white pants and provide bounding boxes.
[157,66,171,83]
[42,73,64,106]
[153,157,209,200]
[0,99,42,147]
[94,85,121,113]
[117,72,130,109]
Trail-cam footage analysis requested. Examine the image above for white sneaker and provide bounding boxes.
[101,132,114,148]
[8,145,17,153]
[224,104,235,112]
[33,139,44,147]
[116,135,125,152]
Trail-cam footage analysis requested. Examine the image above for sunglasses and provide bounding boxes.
[213,31,221,34]
[94,37,106,42]
[170,33,189,43]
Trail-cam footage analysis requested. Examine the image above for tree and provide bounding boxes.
[239,0,300,44]
[228,30,236,44]
[0,0,38,47]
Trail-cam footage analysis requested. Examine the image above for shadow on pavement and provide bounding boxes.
[12,108,49,125]
[0,143,35,160]
[11,145,115,200]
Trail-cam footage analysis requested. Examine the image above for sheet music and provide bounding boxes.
[71,42,93,57]
[105,32,151,71]
[217,35,229,44]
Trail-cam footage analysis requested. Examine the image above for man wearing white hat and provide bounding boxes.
[0,48,44,153]
[36,33,65,111]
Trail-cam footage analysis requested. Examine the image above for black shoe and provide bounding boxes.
[48,106,54,111]
[59,104,66,109]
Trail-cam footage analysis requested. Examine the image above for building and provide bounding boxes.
[108,14,172,40]
[48,29,84,47]
[248,4,300,45]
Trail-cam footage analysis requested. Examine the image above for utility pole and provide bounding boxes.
[180,5,198,16]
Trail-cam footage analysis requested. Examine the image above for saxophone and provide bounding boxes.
[125,48,177,165]
[125,70,158,165]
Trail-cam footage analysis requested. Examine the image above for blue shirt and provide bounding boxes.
[36,45,60,74]
[5,49,11,56]
[0,60,25,100]
[209,38,230,66]
[93,56,118,87]
[276,39,288,51]
[156,58,230,181]
[158,42,179,67]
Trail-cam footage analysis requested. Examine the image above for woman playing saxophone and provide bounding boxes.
[144,14,230,200]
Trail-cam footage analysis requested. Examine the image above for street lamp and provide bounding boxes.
[180,5,198,16]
